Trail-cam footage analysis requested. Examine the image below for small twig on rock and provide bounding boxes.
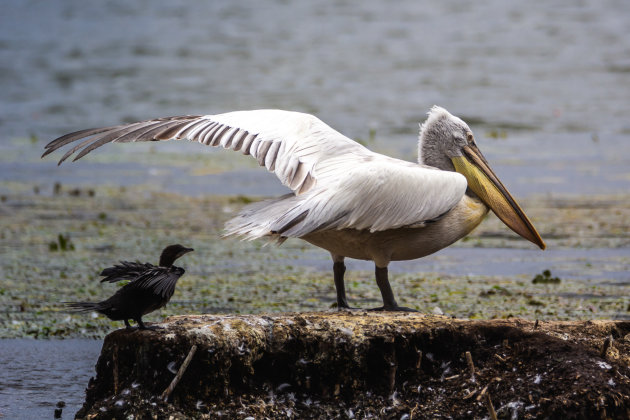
[484,392,498,420]
[465,351,475,377]
[533,319,539,330]
[476,384,489,401]
[112,344,119,395]
[409,402,419,420]
[334,383,341,396]
[463,389,477,400]
[416,349,423,370]
[161,345,198,402]
[385,343,397,394]
[600,335,613,358]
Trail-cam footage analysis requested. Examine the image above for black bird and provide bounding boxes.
[65,244,194,330]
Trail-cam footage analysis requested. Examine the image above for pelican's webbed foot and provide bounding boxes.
[332,301,361,311]
[369,305,418,312]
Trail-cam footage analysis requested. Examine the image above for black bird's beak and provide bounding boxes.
[179,247,194,257]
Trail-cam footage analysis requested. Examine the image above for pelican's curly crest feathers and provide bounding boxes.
[417,105,470,166]
[419,106,468,140]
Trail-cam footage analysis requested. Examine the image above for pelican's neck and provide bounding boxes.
[458,193,490,234]
[418,133,456,172]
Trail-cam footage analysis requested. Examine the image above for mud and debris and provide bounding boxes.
[77,312,630,419]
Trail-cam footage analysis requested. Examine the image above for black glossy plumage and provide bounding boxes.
[65,244,193,330]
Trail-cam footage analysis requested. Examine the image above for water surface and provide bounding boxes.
[0,339,102,420]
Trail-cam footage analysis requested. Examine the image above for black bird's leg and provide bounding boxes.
[370,266,417,312]
[124,319,132,329]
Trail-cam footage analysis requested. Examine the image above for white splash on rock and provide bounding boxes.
[167,361,178,374]
[597,361,612,370]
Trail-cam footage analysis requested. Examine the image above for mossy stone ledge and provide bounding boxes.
[76,312,630,419]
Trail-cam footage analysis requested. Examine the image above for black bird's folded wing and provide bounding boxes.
[100,261,155,283]
[130,267,185,298]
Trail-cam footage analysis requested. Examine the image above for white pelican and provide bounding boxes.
[43,106,545,311]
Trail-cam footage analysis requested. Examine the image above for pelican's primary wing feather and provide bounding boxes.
[43,110,370,196]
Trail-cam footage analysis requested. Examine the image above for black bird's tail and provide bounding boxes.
[63,301,100,313]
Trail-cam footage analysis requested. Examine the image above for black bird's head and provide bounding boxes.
[159,244,194,267]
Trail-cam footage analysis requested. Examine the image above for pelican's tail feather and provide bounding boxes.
[223,194,308,244]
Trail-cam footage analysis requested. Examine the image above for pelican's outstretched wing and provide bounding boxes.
[43,109,467,233]
[43,110,371,195]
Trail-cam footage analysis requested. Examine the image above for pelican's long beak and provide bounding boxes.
[452,144,546,250]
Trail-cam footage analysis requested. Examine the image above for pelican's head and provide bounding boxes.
[419,106,545,250]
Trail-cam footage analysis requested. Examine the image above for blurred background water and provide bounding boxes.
[1,0,629,418]
[2,0,630,198]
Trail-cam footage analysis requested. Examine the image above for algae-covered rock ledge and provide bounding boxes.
[77,312,630,419]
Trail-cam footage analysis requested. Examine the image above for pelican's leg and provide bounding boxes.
[371,266,417,312]
[332,254,356,310]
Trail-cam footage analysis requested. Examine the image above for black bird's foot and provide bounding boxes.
[122,326,142,332]
[142,325,163,330]
[123,324,142,331]
[135,319,163,330]
[369,305,418,312]
[138,323,163,331]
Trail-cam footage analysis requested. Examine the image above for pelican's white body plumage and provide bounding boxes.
[191,110,467,238]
